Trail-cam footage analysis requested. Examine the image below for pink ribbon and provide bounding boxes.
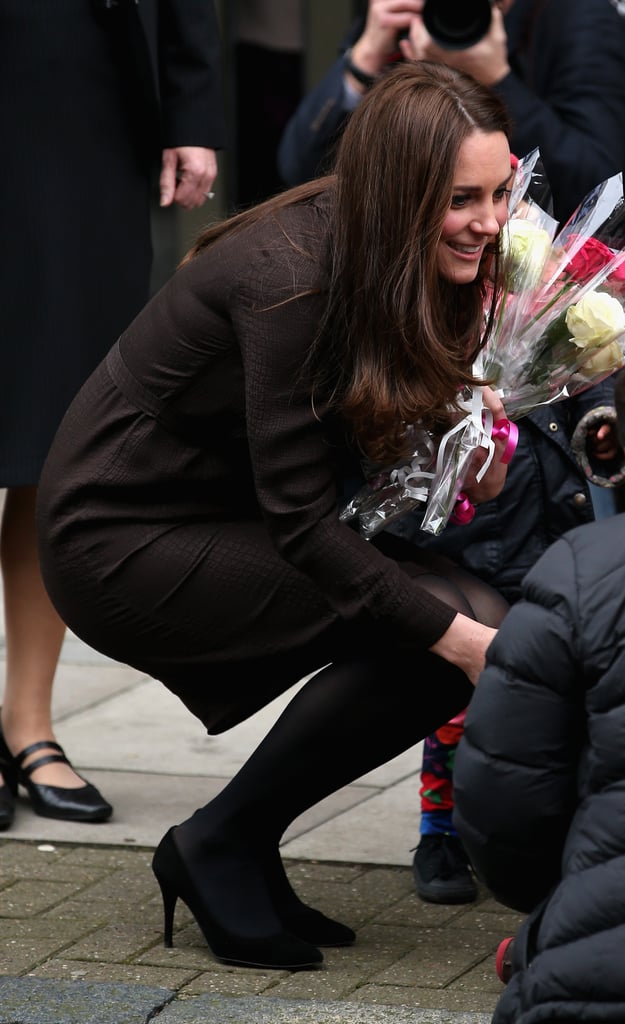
[450,418,518,527]
[450,492,475,525]
[492,418,519,465]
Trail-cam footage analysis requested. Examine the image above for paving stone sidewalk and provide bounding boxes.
[0,838,523,1024]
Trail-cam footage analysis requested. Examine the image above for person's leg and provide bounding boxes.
[420,710,466,839]
[152,562,507,969]
[0,487,111,819]
[1,487,71,781]
[154,650,474,968]
[413,710,478,903]
[410,561,508,904]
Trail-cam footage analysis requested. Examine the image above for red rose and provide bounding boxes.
[566,235,614,282]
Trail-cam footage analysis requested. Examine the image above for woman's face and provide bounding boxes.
[438,130,512,285]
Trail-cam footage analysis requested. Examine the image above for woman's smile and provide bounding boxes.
[438,129,512,284]
[446,241,486,259]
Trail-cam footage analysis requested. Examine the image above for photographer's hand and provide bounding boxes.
[347,0,423,91]
[400,2,511,87]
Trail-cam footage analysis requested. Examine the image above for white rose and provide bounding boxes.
[566,289,625,376]
[567,289,625,345]
[577,340,624,377]
[502,218,552,290]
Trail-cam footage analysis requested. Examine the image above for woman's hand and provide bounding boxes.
[430,613,497,686]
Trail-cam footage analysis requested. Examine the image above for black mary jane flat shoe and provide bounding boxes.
[0,727,112,823]
[0,781,15,830]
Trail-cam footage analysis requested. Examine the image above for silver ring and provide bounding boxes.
[203,191,215,200]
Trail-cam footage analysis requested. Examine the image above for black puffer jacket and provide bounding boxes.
[453,512,625,1023]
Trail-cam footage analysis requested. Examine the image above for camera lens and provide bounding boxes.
[422,0,492,50]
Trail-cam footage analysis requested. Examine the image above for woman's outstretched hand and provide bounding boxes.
[430,614,497,686]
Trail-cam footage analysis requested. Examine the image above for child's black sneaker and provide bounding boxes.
[412,834,478,904]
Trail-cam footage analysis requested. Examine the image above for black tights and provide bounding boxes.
[174,559,508,938]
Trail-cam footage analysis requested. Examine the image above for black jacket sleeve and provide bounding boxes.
[135,0,225,150]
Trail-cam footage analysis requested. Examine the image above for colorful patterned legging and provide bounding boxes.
[419,707,466,836]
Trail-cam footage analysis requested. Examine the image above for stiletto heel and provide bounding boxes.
[152,827,323,970]
[156,875,177,948]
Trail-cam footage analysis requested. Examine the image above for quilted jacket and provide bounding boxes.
[454,512,625,1022]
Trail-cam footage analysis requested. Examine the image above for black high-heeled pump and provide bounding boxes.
[262,852,355,947]
[152,827,323,970]
[0,725,112,822]
[278,902,355,948]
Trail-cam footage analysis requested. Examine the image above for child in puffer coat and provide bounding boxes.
[453,366,625,1024]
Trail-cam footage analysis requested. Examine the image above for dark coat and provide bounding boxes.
[453,511,625,1022]
[277,0,625,224]
[0,0,224,486]
[129,0,225,150]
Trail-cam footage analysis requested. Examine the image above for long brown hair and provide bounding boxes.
[182,61,511,465]
[312,60,511,463]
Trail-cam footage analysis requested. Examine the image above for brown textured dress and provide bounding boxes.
[36,189,458,734]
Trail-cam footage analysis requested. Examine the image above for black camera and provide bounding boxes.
[422,0,493,50]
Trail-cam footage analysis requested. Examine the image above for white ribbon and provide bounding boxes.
[432,386,495,487]
[389,435,437,502]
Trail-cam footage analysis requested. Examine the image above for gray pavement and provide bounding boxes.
[0,589,523,1023]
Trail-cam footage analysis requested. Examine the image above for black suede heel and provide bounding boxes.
[262,852,355,947]
[152,827,323,970]
[280,904,356,947]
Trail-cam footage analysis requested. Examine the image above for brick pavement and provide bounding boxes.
[0,838,523,1024]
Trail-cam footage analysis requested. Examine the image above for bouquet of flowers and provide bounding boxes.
[341,154,625,540]
[420,166,625,536]
[480,167,625,420]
